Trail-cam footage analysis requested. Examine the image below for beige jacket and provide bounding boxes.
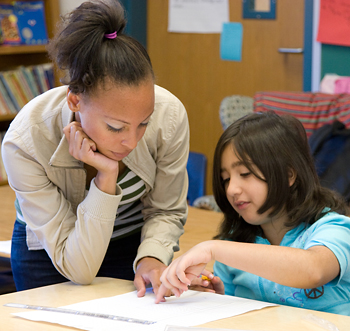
[2,85,189,284]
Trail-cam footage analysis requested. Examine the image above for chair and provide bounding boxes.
[219,95,254,130]
[186,151,207,206]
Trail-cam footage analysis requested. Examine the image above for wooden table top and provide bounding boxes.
[0,277,349,331]
[0,185,16,242]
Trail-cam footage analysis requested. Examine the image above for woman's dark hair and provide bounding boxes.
[213,111,350,243]
[48,0,154,95]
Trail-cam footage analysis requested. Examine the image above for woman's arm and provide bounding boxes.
[2,120,121,285]
[133,86,190,296]
[134,91,190,269]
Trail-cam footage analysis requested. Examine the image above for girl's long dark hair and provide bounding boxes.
[213,112,349,242]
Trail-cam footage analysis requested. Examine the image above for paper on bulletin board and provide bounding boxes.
[317,0,350,47]
[168,0,229,33]
[220,22,243,61]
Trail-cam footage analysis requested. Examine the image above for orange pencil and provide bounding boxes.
[201,275,211,281]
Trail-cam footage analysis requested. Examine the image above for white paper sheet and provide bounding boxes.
[14,289,276,331]
[168,0,229,33]
[0,240,11,255]
[165,327,254,331]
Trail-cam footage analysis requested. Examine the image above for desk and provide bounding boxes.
[0,185,16,258]
[0,277,349,331]
[1,205,349,330]
[0,185,16,241]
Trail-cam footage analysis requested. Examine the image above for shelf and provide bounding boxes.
[0,0,60,185]
[0,114,16,122]
[0,45,48,56]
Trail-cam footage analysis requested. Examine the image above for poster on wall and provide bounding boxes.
[317,0,350,47]
[168,0,229,33]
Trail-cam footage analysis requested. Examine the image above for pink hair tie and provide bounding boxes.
[104,31,117,39]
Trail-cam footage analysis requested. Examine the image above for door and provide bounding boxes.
[147,0,305,194]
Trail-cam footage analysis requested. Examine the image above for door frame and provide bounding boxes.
[305,0,322,92]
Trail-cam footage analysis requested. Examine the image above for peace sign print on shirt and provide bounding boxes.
[304,286,324,299]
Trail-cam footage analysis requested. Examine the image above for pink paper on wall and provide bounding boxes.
[317,0,350,47]
[334,77,350,94]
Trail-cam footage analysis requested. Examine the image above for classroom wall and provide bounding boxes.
[147,1,306,195]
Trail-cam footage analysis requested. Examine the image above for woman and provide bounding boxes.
[2,0,189,297]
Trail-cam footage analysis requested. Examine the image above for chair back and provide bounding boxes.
[219,95,253,130]
[186,151,207,205]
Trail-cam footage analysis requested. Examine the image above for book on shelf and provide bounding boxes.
[2,70,28,109]
[15,69,36,101]
[19,66,40,97]
[0,93,9,115]
[0,1,48,46]
[0,72,21,112]
[0,78,17,114]
[32,64,49,93]
[42,63,55,89]
[0,63,55,114]
[0,4,21,45]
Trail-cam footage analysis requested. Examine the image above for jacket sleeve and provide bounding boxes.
[133,89,190,270]
[2,129,122,285]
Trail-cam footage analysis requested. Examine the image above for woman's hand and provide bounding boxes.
[134,257,172,298]
[155,241,215,303]
[63,122,119,194]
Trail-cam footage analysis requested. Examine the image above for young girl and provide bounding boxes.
[2,0,189,296]
[156,112,350,316]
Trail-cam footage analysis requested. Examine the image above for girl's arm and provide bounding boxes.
[155,240,339,302]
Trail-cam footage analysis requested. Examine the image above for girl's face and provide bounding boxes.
[69,79,155,161]
[220,144,288,235]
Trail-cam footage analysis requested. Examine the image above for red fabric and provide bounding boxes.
[254,91,350,137]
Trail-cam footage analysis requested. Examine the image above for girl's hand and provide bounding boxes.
[155,241,215,303]
[63,122,119,194]
[188,270,225,295]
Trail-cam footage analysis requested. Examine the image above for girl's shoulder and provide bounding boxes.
[314,209,350,227]
[302,210,350,245]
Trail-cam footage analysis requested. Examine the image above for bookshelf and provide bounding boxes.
[0,0,60,185]
[0,44,48,55]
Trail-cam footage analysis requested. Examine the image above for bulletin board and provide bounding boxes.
[321,44,350,79]
[317,0,350,80]
[147,0,304,194]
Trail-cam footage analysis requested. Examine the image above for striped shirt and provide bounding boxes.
[111,167,146,240]
[15,167,146,241]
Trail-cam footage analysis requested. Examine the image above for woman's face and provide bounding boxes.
[70,79,155,161]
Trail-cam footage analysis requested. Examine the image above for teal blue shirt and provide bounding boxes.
[214,211,350,316]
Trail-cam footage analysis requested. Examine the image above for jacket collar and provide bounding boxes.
[49,102,83,168]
